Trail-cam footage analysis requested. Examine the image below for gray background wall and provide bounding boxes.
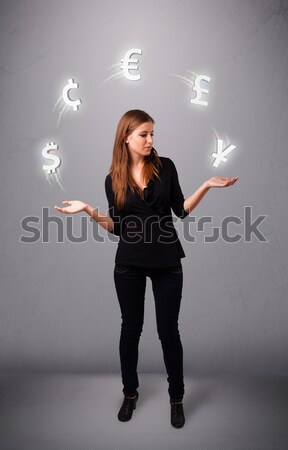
[0,0,287,375]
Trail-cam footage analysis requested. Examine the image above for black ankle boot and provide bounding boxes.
[118,392,139,422]
[170,401,185,428]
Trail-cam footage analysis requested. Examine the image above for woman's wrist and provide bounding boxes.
[84,203,93,215]
[202,180,211,191]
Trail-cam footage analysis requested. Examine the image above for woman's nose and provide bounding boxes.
[147,135,153,144]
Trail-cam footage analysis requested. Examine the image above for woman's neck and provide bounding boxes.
[129,154,145,170]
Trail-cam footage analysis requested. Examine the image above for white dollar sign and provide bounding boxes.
[42,142,61,174]
[62,78,81,111]
[121,48,142,81]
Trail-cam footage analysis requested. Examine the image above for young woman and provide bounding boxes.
[55,109,238,428]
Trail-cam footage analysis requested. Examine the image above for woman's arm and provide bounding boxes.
[183,176,239,214]
[54,201,114,232]
[84,204,114,232]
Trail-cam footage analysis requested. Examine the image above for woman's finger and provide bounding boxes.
[54,206,67,213]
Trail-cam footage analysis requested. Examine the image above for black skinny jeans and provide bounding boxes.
[113,263,185,402]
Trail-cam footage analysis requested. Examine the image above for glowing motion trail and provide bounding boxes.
[170,71,211,107]
[102,48,143,85]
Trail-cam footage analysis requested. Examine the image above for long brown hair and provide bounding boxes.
[109,109,162,209]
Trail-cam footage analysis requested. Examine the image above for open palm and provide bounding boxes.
[54,200,87,214]
[206,176,239,188]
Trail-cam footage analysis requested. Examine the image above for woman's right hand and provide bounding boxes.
[54,200,88,214]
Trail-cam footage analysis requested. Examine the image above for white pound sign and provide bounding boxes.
[191,75,211,106]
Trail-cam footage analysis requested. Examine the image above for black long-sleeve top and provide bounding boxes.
[105,156,189,268]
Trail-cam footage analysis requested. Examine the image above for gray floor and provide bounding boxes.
[0,373,287,450]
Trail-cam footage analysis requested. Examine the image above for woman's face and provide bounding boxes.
[125,121,154,160]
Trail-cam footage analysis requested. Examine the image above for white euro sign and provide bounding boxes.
[121,48,142,81]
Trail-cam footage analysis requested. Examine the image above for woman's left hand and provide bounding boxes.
[205,176,239,188]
